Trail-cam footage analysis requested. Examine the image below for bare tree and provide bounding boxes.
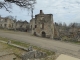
[0,2,11,12]
[0,0,36,12]
[5,0,36,8]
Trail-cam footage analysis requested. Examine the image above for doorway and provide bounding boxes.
[42,31,46,37]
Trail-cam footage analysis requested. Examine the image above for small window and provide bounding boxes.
[35,25,37,28]
[4,24,7,27]
[40,23,44,29]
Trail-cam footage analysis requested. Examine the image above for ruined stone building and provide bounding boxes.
[30,10,54,38]
[16,20,29,32]
[0,16,15,29]
[0,16,30,31]
[54,23,60,38]
[30,18,35,33]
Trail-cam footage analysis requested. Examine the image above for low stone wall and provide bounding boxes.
[0,40,47,60]
[22,51,47,60]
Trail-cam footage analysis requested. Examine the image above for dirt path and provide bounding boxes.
[0,30,80,59]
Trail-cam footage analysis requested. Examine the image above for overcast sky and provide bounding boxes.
[0,0,80,25]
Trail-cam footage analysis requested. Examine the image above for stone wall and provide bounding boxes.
[30,10,54,39]
[16,21,29,31]
[30,18,35,34]
[0,17,15,29]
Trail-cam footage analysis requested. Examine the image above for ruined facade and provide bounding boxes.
[0,17,15,29]
[0,16,30,31]
[16,21,29,31]
[30,18,35,33]
[30,10,54,38]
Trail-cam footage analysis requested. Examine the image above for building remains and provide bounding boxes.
[30,10,54,39]
[16,20,29,32]
[0,16,29,32]
[0,10,79,41]
[0,17,15,29]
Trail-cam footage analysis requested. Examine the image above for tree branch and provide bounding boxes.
[0,0,36,12]
[0,2,11,12]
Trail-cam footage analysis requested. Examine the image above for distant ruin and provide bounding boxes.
[30,10,54,39]
[0,16,29,32]
[0,10,80,41]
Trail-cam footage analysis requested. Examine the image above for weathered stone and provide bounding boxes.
[7,40,11,44]
[27,46,33,51]
[30,10,54,39]
[16,21,29,32]
[22,51,47,60]
[0,17,15,29]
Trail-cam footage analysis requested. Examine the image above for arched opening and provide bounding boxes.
[42,31,46,37]
[34,32,36,36]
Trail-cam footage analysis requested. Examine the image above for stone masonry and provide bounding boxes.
[0,17,15,29]
[30,10,54,39]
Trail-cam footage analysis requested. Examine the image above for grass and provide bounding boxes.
[0,42,26,58]
[0,40,56,60]
[71,41,80,45]
[61,36,80,45]
[0,36,55,56]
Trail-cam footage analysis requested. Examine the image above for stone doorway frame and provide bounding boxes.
[41,31,46,37]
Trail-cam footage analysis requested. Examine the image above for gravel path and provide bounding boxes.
[0,30,80,59]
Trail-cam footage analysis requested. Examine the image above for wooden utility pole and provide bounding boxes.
[31,4,34,34]
[15,16,17,31]
[31,5,34,19]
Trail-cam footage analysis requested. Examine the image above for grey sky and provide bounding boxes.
[0,0,80,24]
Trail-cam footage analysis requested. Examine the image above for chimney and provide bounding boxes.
[40,10,44,14]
